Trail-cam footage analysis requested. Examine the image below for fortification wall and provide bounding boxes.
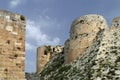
[39,15,120,80]
[37,45,63,74]
[64,14,108,63]
[0,10,26,80]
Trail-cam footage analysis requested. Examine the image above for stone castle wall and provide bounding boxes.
[64,14,108,63]
[0,10,26,80]
[37,45,63,74]
[39,14,120,80]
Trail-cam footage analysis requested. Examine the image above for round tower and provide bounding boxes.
[64,14,108,63]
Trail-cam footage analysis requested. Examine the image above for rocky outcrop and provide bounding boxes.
[0,10,26,80]
[39,50,64,80]
[25,73,39,80]
[39,14,120,80]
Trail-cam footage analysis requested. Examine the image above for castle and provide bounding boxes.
[39,15,120,80]
[0,10,120,80]
[64,14,108,63]
[37,45,64,74]
[0,10,26,80]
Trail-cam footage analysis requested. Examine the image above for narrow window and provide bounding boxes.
[17,47,21,50]
[20,15,25,21]
[44,51,47,55]
[6,40,10,44]
[14,54,18,57]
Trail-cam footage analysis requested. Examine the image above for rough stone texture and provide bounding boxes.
[65,14,108,63]
[25,73,39,80]
[0,10,26,80]
[39,51,64,80]
[39,14,120,80]
[37,45,64,74]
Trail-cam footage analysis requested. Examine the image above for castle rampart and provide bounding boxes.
[37,45,63,74]
[64,14,108,63]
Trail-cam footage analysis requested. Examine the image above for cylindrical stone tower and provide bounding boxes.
[64,14,108,63]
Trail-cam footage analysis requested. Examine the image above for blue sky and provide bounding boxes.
[0,0,120,73]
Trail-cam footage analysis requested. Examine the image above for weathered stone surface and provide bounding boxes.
[39,51,64,80]
[25,73,39,80]
[39,15,120,80]
[0,10,26,80]
[37,45,64,74]
[65,14,108,63]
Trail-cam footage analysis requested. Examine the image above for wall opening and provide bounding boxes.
[17,47,21,50]
[19,38,22,40]
[14,54,18,58]
[44,51,47,55]
[79,20,84,24]
[20,15,25,21]
[6,40,10,45]
[114,21,119,27]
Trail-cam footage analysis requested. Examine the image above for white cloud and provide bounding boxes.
[25,10,61,72]
[26,19,61,51]
[26,42,35,51]
[10,0,23,8]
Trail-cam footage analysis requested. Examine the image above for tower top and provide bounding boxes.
[70,14,107,38]
[0,10,26,26]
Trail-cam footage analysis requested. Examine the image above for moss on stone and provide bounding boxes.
[115,57,120,63]
[39,52,65,79]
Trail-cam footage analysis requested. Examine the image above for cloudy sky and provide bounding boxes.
[0,0,120,73]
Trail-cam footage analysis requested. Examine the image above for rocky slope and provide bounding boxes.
[39,15,120,80]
